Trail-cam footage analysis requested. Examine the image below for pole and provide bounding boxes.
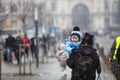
[34,7,39,67]
[0,46,2,80]
[23,48,26,75]
[0,49,1,80]
[19,45,21,74]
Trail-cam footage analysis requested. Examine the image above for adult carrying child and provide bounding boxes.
[67,33,101,80]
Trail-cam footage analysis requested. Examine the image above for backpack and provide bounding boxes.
[67,46,99,80]
[74,47,96,79]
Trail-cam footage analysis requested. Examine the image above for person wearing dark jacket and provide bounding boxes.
[5,34,16,62]
[30,35,37,61]
[41,34,48,63]
[14,35,24,64]
[67,33,101,80]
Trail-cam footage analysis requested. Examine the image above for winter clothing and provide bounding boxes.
[30,37,37,59]
[14,36,24,64]
[40,34,48,63]
[67,46,101,80]
[56,43,68,77]
[23,36,30,58]
[56,50,68,67]
[65,39,81,55]
[5,35,16,62]
[81,32,94,46]
[111,36,120,60]
[70,31,81,41]
[65,31,82,55]
[72,26,82,38]
[23,37,29,48]
[65,26,82,56]
[5,35,16,48]
[72,26,80,31]
[109,36,120,77]
[67,33,101,80]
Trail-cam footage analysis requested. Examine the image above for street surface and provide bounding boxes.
[1,36,116,80]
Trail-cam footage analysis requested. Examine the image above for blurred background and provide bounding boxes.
[0,0,120,80]
[0,0,119,42]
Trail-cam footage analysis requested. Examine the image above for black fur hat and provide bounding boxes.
[81,32,94,46]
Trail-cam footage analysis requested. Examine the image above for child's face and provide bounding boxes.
[71,35,79,42]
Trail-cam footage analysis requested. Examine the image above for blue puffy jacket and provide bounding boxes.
[65,37,82,55]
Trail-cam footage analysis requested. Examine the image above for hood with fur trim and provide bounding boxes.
[70,31,81,41]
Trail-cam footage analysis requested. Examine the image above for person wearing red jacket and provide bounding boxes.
[23,34,30,58]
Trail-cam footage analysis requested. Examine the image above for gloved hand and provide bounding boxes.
[97,67,101,74]
[71,48,79,53]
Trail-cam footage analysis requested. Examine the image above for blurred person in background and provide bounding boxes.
[108,35,120,80]
[23,34,30,59]
[5,34,16,63]
[30,35,37,62]
[56,42,68,77]
[40,34,48,63]
[49,33,56,56]
[14,35,24,64]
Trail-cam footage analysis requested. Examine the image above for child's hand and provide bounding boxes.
[108,57,112,64]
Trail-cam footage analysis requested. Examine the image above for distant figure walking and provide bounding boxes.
[30,35,37,62]
[108,35,120,80]
[23,34,30,58]
[5,34,16,62]
[40,34,48,63]
[56,43,68,77]
[14,35,24,64]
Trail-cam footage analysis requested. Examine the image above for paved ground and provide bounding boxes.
[2,57,71,80]
[1,57,116,80]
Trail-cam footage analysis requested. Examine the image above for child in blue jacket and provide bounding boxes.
[65,26,82,56]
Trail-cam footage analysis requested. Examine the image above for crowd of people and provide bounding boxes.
[3,33,56,64]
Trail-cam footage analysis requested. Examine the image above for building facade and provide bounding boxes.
[44,0,120,32]
[0,0,119,33]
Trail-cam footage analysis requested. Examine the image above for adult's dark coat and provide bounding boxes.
[67,46,101,80]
